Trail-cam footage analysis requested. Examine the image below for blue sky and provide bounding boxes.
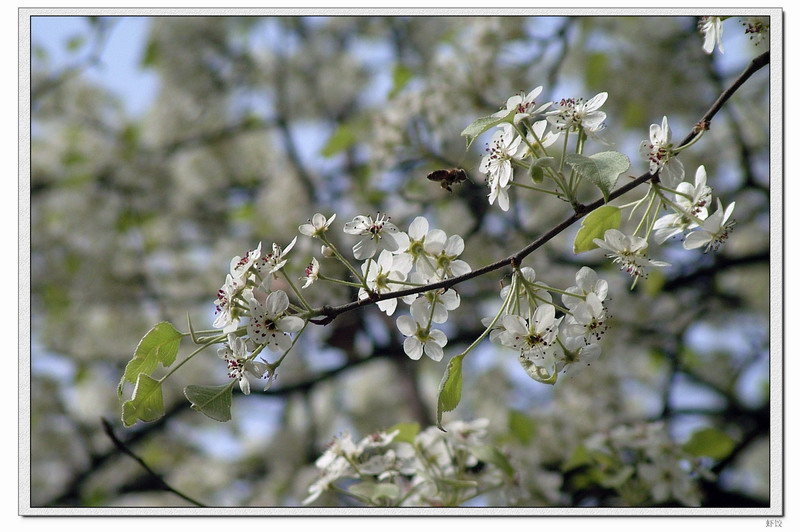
[31,16,157,116]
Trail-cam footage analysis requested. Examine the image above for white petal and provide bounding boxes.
[429,328,448,347]
[404,337,423,360]
[277,315,304,333]
[424,341,444,362]
[408,216,429,240]
[396,315,417,337]
[683,231,710,250]
[266,290,289,317]
[353,238,376,260]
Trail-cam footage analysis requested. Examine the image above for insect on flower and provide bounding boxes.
[426,168,468,192]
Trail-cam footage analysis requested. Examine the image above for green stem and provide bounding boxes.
[320,235,366,286]
[159,339,222,384]
[282,270,312,311]
[509,181,564,197]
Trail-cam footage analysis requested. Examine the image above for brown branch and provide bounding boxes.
[309,51,770,326]
[100,418,207,507]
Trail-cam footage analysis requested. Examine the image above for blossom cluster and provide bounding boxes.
[478,85,607,211]
[483,266,609,383]
[583,422,713,506]
[640,116,736,253]
[212,239,305,394]
[304,419,506,506]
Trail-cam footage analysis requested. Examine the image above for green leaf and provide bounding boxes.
[387,422,420,444]
[472,445,515,477]
[564,151,630,202]
[118,322,182,397]
[562,444,594,472]
[508,410,536,444]
[682,427,736,460]
[460,110,514,149]
[121,374,164,427]
[529,163,544,184]
[321,123,357,158]
[349,481,401,503]
[436,353,465,429]
[184,384,234,422]
[389,63,414,98]
[585,52,609,91]
[573,205,621,254]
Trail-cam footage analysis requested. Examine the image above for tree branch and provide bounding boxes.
[309,51,770,326]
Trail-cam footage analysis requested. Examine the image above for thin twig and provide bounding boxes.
[100,418,207,507]
[309,51,769,326]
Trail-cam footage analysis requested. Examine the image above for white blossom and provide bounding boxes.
[562,267,608,310]
[547,92,607,135]
[247,290,304,351]
[683,199,736,252]
[396,300,448,361]
[299,212,336,238]
[639,116,684,188]
[217,333,269,395]
[358,250,413,315]
[344,213,405,260]
[301,257,320,288]
[493,87,551,124]
[593,229,670,279]
[255,237,297,276]
[213,274,247,333]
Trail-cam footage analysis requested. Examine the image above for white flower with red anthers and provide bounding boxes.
[562,292,609,344]
[217,333,270,395]
[498,304,560,362]
[700,16,724,54]
[593,229,670,279]
[479,124,522,211]
[421,232,471,280]
[562,267,608,310]
[493,86,552,124]
[653,165,713,244]
[547,92,607,135]
[396,300,448,361]
[683,199,736,253]
[255,237,297,277]
[247,290,305,351]
[343,213,405,260]
[519,119,561,158]
[301,257,320,288]
[501,266,553,315]
[555,334,602,376]
[213,274,247,333]
[639,116,685,188]
[358,250,413,316]
[299,213,336,238]
[229,242,262,279]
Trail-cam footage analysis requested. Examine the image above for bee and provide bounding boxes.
[426,168,468,192]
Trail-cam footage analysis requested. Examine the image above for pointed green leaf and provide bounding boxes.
[184,384,234,422]
[682,427,736,460]
[562,444,593,472]
[473,445,515,477]
[573,205,621,254]
[118,322,182,397]
[436,353,465,429]
[460,110,514,149]
[389,63,414,99]
[121,374,164,427]
[321,123,357,158]
[387,422,420,444]
[508,410,536,444]
[564,151,630,202]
